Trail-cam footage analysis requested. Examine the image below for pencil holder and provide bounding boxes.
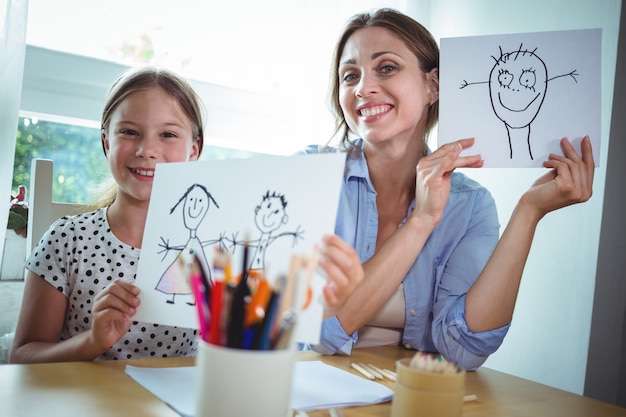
[195,340,296,417]
[390,357,466,417]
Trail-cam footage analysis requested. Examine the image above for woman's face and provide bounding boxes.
[338,27,437,146]
[102,87,200,205]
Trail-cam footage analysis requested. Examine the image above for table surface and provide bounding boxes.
[1,345,625,417]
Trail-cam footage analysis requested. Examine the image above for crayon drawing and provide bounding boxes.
[155,184,222,305]
[134,153,347,344]
[439,29,601,168]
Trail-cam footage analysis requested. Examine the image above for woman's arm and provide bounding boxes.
[334,139,484,334]
[465,136,594,332]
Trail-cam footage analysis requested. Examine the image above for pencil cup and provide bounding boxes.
[195,340,296,417]
[390,358,466,417]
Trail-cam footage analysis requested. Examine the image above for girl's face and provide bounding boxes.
[338,27,438,147]
[102,87,200,205]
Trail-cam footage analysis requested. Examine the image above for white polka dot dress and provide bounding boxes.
[25,208,198,360]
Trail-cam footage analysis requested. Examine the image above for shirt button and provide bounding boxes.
[410,309,416,316]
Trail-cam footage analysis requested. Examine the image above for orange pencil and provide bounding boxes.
[244,277,271,328]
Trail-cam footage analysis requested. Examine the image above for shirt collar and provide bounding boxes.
[343,138,433,193]
[343,139,376,192]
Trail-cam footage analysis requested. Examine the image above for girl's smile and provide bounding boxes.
[102,87,199,205]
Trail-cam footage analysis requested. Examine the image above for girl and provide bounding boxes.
[10,67,204,362]
[11,66,362,363]
[303,9,594,370]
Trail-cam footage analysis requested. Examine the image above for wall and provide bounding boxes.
[428,0,620,395]
[584,0,626,407]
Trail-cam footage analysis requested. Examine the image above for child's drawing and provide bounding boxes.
[155,183,221,304]
[228,190,304,273]
[134,153,347,343]
[439,29,601,168]
[459,44,578,160]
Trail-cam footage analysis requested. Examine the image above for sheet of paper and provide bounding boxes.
[133,153,346,344]
[125,360,393,415]
[289,360,393,410]
[439,29,601,168]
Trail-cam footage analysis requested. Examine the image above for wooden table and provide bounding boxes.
[1,345,625,417]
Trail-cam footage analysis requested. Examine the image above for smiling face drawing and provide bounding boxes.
[183,185,209,231]
[489,47,548,129]
[254,193,288,234]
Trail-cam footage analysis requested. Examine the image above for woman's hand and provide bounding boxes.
[465,136,594,333]
[522,136,594,219]
[412,138,483,226]
[317,234,364,315]
[89,279,141,352]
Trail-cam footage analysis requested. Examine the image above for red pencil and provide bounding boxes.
[209,248,228,345]
[209,280,223,345]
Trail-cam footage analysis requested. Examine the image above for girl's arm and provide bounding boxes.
[10,272,140,363]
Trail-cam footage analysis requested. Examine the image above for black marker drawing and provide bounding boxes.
[460,44,578,160]
[155,183,222,305]
[228,190,304,272]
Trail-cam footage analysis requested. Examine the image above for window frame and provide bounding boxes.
[21,45,293,156]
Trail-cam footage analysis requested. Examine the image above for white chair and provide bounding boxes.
[26,159,90,253]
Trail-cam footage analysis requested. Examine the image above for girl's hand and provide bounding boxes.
[412,138,483,226]
[522,136,594,219]
[318,234,364,312]
[89,279,141,352]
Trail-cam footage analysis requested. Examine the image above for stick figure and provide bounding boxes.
[156,183,220,304]
[228,190,304,273]
[460,44,578,160]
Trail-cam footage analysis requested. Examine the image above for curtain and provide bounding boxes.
[0,0,28,270]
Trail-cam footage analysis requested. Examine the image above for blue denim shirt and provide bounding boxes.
[300,140,510,370]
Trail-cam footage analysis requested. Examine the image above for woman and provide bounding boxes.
[303,8,594,370]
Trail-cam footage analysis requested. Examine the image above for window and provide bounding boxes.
[13,114,269,204]
[14,0,410,203]
[14,115,106,204]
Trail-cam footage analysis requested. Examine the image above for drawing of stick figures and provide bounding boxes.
[227,190,304,274]
[156,183,219,304]
[460,44,578,160]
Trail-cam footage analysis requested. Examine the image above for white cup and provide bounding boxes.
[195,340,296,417]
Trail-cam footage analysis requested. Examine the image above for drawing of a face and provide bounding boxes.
[254,194,288,233]
[489,48,548,129]
[183,185,209,231]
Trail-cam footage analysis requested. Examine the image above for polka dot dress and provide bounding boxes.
[25,208,198,360]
